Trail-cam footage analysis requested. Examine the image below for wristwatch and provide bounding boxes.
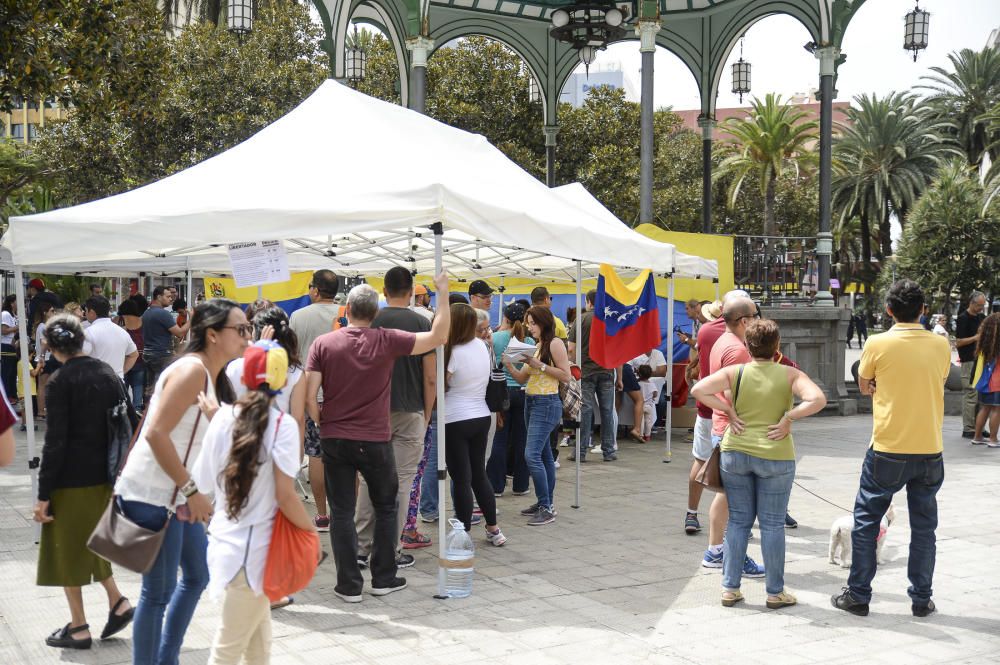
[540,364,547,373]
[180,478,198,498]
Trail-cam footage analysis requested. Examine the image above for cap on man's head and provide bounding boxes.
[701,301,722,322]
[414,284,429,296]
[468,280,494,297]
[28,278,45,290]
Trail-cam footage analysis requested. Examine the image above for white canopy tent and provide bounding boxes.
[4,80,718,596]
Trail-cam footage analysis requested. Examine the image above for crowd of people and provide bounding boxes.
[0,269,990,662]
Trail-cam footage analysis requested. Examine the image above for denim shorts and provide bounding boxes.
[979,391,1000,406]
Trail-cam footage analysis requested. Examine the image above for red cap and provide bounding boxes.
[28,278,45,290]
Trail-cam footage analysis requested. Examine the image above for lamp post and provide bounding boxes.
[731,37,751,103]
[227,0,253,42]
[346,25,367,87]
[549,2,628,76]
[904,3,930,62]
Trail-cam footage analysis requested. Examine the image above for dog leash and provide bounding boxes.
[792,480,853,513]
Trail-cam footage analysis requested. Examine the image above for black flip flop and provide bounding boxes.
[270,596,294,610]
[100,597,134,640]
[45,623,92,650]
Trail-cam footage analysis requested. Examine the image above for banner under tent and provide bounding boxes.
[3,80,718,597]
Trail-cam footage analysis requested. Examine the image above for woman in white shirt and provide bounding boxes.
[192,341,315,665]
[1,295,19,407]
[225,307,306,457]
[115,299,250,665]
[445,304,506,545]
[30,302,56,419]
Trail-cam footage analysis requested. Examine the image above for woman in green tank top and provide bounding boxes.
[691,319,826,611]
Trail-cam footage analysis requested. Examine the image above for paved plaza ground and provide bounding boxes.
[1,413,998,665]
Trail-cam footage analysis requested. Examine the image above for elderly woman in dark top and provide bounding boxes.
[32,314,134,650]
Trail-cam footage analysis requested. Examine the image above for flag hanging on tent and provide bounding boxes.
[590,265,660,369]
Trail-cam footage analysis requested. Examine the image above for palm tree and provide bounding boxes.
[980,103,1000,212]
[714,93,818,241]
[831,92,956,268]
[920,46,1000,168]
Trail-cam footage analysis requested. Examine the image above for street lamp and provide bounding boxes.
[227,0,253,42]
[904,3,930,62]
[731,37,750,103]
[549,2,628,75]
[346,26,367,85]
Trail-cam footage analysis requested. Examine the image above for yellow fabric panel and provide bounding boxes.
[634,226,734,302]
[203,272,313,304]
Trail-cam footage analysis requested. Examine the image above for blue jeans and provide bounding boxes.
[848,448,944,605]
[419,414,438,518]
[119,499,208,665]
[124,364,146,411]
[486,387,529,494]
[720,452,795,595]
[525,394,561,508]
[579,372,616,457]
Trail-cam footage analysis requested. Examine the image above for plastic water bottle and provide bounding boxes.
[443,518,475,598]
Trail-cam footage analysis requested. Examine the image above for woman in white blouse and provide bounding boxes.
[193,340,315,665]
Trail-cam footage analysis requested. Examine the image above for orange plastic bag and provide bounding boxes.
[263,510,321,602]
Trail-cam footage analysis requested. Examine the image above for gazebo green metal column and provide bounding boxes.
[407,36,434,113]
[637,17,660,224]
[544,125,560,187]
[814,45,838,305]
[698,116,714,234]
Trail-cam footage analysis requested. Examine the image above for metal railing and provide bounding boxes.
[732,235,818,303]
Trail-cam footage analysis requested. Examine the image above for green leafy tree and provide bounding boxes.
[832,92,956,270]
[714,93,818,241]
[921,46,1000,168]
[895,159,1000,312]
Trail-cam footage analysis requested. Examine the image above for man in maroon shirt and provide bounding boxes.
[305,272,450,603]
[685,300,725,535]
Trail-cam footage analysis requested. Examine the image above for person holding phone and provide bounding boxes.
[115,299,250,665]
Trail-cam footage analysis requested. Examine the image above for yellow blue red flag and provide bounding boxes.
[591,265,660,368]
[203,272,313,316]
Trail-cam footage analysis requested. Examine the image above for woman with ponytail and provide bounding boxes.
[192,340,314,665]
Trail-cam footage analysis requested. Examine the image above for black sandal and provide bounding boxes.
[45,623,92,650]
[101,597,134,639]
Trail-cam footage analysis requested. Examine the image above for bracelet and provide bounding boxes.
[540,364,546,373]
[180,478,198,498]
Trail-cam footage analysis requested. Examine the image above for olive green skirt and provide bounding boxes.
[37,484,113,587]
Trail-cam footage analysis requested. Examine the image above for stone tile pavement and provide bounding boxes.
[1,414,998,664]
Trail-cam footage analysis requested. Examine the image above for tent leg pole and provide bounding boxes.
[14,267,39,542]
[573,261,582,510]
[433,223,448,599]
[664,277,674,463]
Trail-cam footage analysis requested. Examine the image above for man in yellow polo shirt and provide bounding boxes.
[832,279,951,619]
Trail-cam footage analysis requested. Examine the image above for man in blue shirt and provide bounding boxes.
[141,286,190,402]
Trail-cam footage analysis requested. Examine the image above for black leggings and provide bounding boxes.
[445,416,496,532]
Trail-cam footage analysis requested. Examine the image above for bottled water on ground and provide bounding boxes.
[443,518,475,598]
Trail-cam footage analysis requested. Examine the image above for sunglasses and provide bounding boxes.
[222,324,254,337]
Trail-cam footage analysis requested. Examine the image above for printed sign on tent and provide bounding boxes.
[226,240,290,288]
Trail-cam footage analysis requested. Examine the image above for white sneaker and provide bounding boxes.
[558,435,570,447]
[485,527,507,546]
[554,460,561,469]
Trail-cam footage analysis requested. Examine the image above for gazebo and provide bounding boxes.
[305,0,921,308]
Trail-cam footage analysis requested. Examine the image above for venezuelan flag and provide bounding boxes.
[203,272,313,316]
[590,265,660,369]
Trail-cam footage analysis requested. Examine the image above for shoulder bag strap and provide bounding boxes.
[732,365,745,408]
[169,374,209,505]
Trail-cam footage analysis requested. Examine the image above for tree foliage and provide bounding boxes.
[31,0,327,205]
[895,159,1000,307]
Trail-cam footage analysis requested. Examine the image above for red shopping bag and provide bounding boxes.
[262,510,321,602]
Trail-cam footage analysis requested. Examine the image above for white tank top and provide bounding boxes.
[116,356,216,509]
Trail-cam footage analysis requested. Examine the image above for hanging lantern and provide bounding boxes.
[579,45,597,75]
[731,36,750,103]
[346,27,367,84]
[903,3,930,62]
[227,0,253,40]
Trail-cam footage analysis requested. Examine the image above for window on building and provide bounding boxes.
[27,99,39,110]
[11,124,24,139]
[28,123,38,140]
[0,125,5,138]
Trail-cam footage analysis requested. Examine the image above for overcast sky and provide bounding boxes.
[587,0,1000,110]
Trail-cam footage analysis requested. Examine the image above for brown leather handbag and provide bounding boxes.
[695,366,744,493]
[88,404,203,574]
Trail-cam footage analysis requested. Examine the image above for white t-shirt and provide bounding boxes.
[410,305,434,322]
[84,317,137,378]
[191,404,301,600]
[34,323,48,363]
[640,381,659,407]
[932,323,948,338]
[1,311,16,345]
[445,339,491,424]
[226,357,303,414]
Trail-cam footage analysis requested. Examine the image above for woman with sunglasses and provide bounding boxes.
[116,299,250,665]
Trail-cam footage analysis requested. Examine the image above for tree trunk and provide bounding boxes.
[880,199,893,260]
[764,174,776,238]
[859,208,873,274]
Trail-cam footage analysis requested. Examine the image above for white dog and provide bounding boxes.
[828,505,895,568]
